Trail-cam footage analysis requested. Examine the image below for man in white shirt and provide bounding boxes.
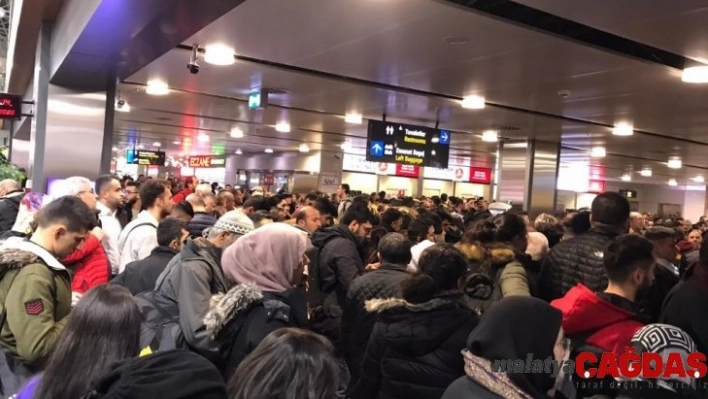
[95,175,124,277]
[118,180,173,272]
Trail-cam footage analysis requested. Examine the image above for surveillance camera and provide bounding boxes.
[187,61,200,74]
[116,99,125,108]
[187,43,200,74]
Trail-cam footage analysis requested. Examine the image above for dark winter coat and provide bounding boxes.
[660,277,708,355]
[638,262,679,323]
[351,292,479,399]
[111,246,178,295]
[342,263,409,387]
[538,227,619,301]
[203,283,308,375]
[188,212,218,239]
[0,191,24,234]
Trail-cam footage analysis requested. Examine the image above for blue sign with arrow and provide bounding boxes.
[439,130,450,145]
[370,141,384,157]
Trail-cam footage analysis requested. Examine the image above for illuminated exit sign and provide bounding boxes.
[248,89,268,110]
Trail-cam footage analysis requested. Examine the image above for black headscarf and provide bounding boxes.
[466,297,562,399]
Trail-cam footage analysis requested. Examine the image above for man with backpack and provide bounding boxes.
[0,196,96,393]
[140,211,254,361]
[118,181,173,272]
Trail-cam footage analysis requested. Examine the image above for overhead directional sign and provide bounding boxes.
[366,120,450,168]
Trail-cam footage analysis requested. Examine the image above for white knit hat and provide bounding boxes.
[215,210,255,236]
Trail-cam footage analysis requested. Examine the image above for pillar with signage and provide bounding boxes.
[498,140,560,217]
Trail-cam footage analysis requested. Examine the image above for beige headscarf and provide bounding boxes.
[221,223,308,292]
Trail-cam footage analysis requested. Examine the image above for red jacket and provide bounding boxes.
[62,234,110,294]
[551,284,643,356]
[172,188,192,204]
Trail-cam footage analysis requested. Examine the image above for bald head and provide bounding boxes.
[295,206,321,234]
[0,179,20,194]
[186,193,205,212]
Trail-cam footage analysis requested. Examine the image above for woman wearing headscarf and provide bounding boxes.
[442,296,566,399]
[203,223,310,375]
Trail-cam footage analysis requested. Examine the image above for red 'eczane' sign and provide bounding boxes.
[588,180,605,193]
[0,94,21,120]
[469,167,492,184]
[263,173,274,185]
[395,164,420,178]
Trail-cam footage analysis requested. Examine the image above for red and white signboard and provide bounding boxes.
[588,180,605,194]
[469,167,492,184]
[424,166,469,181]
[263,173,275,185]
[395,164,420,178]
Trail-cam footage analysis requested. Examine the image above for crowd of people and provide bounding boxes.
[0,175,704,398]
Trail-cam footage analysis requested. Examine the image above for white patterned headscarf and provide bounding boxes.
[629,323,699,393]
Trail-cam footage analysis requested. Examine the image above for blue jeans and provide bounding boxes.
[335,357,351,399]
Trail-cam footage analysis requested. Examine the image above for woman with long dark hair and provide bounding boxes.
[352,244,479,399]
[228,328,338,399]
[16,284,141,399]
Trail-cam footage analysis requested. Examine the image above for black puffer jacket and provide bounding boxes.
[188,212,217,238]
[203,283,308,375]
[352,292,479,399]
[342,263,409,388]
[0,191,24,234]
[538,227,618,301]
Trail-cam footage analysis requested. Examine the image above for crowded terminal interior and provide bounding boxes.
[0,0,707,398]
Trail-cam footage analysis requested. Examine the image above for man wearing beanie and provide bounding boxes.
[155,210,254,362]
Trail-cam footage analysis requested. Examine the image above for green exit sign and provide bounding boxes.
[248,89,268,110]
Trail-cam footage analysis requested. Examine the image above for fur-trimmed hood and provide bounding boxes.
[364,291,479,356]
[0,237,65,271]
[203,283,263,338]
[455,241,515,265]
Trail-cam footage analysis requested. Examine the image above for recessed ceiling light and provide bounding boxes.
[152,142,161,147]
[461,95,485,110]
[590,146,606,157]
[146,79,169,96]
[173,140,181,145]
[612,123,633,136]
[640,168,652,177]
[668,158,682,169]
[621,174,631,182]
[198,133,209,143]
[137,144,145,150]
[340,141,352,150]
[668,178,678,186]
[112,146,119,152]
[344,113,363,124]
[444,36,469,45]
[204,44,235,66]
[299,144,310,153]
[275,122,291,133]
[682,66,708,83]
[692,175,705,183]
[235,149,242,155]
[264,148,273,153]
[482,130,498,142]
[115,102,131,113]
[230,127,244,138]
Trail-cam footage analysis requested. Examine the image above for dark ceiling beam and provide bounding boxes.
[50,0,247,91]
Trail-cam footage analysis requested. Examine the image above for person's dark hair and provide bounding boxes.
[604,234,655,282]
[407,214,436,243]
[644,226,676,242]
[340,184,351,196]
[243,195,268,212]
[228,328,338,399]
[380,208,402,227]
[341,204,376,226]
[591,192,630,226]
[570,211,592,235]
[402,244,467,304]
[313,197,337,218]
[431,196,441,206]
[95,174,117,196]
[250,210,273,226]
[174,200,194,218]
[435,210,454,224]
[441,193,448,203]
[699,235,708,265]
[464,213,526,244]
[536,223,564,248]
[34,285,141,399]
[378,232,412,265]
[39,196,96,233]
[378,191,386,200]
[305,193,318,202]
[157,218,188,247]
[140,180,168,209]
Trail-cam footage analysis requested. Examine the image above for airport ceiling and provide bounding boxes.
[113,0,708,185]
